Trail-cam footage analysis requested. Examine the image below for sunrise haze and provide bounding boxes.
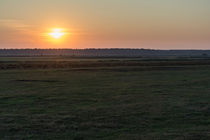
[1,0,210,49]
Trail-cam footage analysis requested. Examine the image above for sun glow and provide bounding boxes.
[49,28,65,39]
[44,28,70,45]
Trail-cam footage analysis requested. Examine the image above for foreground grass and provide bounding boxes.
[0,60,210,139]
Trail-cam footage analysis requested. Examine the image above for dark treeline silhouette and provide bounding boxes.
[0,48,210,58]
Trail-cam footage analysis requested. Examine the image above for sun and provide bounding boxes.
[49,28,65,39]
[43,27,71,45]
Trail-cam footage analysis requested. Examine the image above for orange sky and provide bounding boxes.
[0,0,210,49]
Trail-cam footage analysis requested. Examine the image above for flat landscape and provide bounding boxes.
[1,57,210,140]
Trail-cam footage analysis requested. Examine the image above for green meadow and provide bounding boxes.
[0,57,210,140]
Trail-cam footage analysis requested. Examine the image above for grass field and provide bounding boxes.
[1,57,210,140]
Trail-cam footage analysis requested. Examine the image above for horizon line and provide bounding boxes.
[0,48,210,51]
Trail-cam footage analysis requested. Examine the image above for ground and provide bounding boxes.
[0,57,210,140]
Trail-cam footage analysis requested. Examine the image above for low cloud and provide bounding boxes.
[0,19,38,46]
[0,19,30,30]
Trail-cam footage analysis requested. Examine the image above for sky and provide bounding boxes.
[0,0,210,49]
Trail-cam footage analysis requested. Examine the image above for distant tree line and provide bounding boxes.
[0,49,210,58]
